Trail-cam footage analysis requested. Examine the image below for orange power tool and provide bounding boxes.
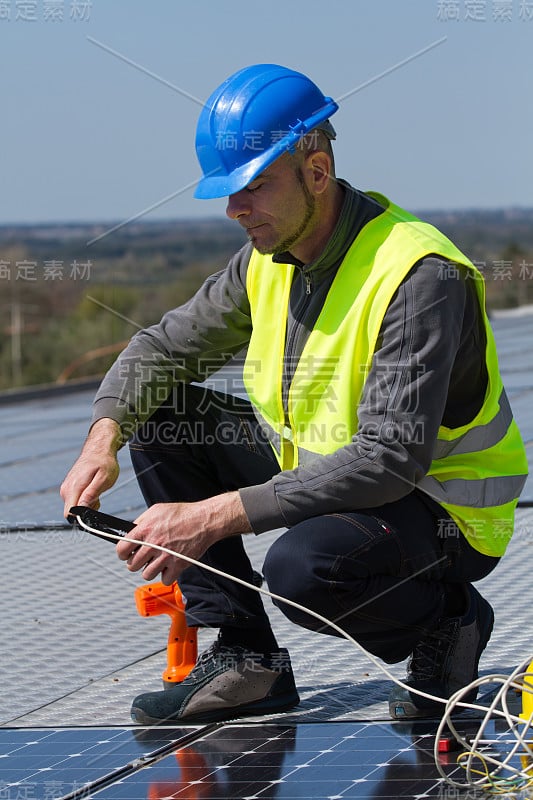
[134,581,198,686]
[68,507,199,686]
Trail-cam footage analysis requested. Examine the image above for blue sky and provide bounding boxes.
[2,0,532,223]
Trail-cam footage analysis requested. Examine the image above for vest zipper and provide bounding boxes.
[283,268,314,423]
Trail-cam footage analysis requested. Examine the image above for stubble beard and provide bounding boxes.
[254,169,317,257]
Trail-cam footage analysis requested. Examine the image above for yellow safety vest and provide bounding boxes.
[243,192,528,556]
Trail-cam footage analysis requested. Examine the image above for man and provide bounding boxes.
[61,64,527,724]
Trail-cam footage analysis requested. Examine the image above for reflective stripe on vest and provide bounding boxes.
[244,191,528,556]
[431,389,513,460]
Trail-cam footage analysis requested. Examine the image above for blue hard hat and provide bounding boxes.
[194,64,338,199]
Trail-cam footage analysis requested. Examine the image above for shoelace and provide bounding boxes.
[185,640,251,681]
[408,618,458,681]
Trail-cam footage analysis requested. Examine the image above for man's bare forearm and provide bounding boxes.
[61,417,122,515]
[202,491,252,539]
[86,417,124,454]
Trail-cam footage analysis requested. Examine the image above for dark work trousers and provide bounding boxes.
[129,384,499,664]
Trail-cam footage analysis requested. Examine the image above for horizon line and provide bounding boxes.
[1,205,532,230]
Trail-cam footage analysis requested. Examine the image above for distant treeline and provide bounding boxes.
[0,209,531,390]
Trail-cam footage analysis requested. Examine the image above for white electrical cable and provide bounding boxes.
[434,658,533,793]
[75,516,477,708]
[75,515,533,794]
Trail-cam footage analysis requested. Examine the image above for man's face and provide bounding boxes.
[225,154,318,257]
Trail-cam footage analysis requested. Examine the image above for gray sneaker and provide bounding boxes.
[389,584,494,719]
[131,640,300,724]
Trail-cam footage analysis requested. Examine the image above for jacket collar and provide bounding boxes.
[271,182,386,281]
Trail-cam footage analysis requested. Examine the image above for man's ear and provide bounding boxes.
[304,150,333,195]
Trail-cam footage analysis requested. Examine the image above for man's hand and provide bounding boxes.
[61,418,122,517]
[115,492,251,585]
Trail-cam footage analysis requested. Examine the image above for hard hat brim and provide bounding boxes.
[194,147,283,200]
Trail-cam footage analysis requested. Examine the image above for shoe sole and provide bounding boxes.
[131,690,300,725]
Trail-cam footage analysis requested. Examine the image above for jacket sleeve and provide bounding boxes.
[91,243,253,439]
[239,258,485,533]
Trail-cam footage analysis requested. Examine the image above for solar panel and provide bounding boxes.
[0,722,498,799]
